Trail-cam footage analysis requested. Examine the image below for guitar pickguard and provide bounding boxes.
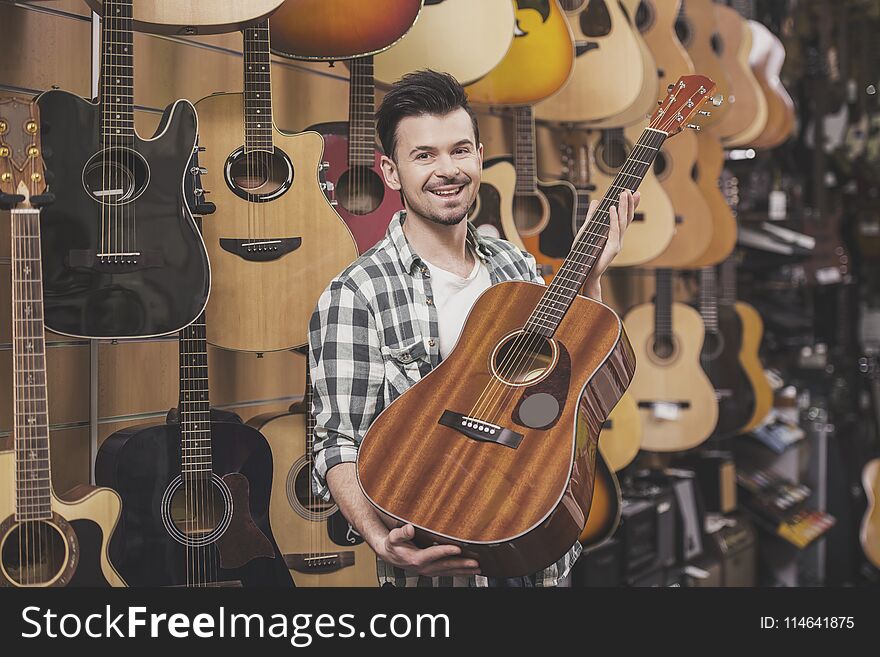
[512,342,571,430]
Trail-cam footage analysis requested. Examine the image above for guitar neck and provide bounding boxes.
[719,255,738,306]
[513,106,538,195]
[100,0,134,146]
[699,265,720,333]
[11,208,52,520]
[179,312,212,477]
[304,364,315,465]
[654,268,674,342]
[349,55,377,166]
[524,127,667,337]
[243,20,274,153]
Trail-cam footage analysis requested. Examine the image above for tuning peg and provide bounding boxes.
[195,145,206,153]
[667,83,675,93]
[190,166,208,175]
[687,124,701,131]
[711,95,724,107]
[319,161,330,171]
[698,110,711,116]
[321,181,335,193]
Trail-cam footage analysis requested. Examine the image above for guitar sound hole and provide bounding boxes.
[471,183,501,236]
[491,332,556,386]
[652,336,675,360]
[581,0,611,37]
[711,33,724,56]
[635,1,654,33]
[597,139,629,173]
[702,331,725,361]
[82,146,149,206]
[291,461,335,516]
[225,145,293,203]
[675,18,693,48]
[1,520,67,586]
[513,194,546,235]
[161,474,233,547]
[654,150,669,179]
[336,166,385,215]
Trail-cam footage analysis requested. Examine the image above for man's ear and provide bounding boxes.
[380,154,401,191]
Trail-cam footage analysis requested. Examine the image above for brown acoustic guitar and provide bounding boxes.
[357,76,715,576]
[84,0,284,35]
[248,364,378,586]
[748,19,796,149]
[685,132,737,267]
[624,268,719,453]
[195,22,358,352]
[862,458,880,569]
[270,0,423,61]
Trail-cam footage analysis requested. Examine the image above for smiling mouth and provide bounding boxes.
[429,185,465,199]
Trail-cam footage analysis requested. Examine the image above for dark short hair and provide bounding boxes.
[376,70,480,161]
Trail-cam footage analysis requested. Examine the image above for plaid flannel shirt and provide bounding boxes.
[308,211,582,587]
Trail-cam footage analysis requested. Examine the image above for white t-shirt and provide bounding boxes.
[423,248,492,360]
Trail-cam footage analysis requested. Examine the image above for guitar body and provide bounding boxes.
[861,458,880,570]
[195,93,358,351]
[578,444,621,549]
[309,121,403,254]
[715,5,767,147]
[0,450,125,587]
[599,391,642,472]
[675,0,731,130]
[519,179,580,282]
[644,128,713,268]
[711,4,767,145]
[735,301,774,432]
[636,0,693,94]
[749,20,796,149]
[358,281,635,576]
[700,305,755,440]
[84,0,284,35]
[249,410,379,587]
[687,133,736,267]
[270,0,422,60]
[35,90,209,339]
[534,0,645,123]
[373,0,516,86]
[624,301,718,452]
[471,158,528,252]
[95,420,293,587]
[465,0,575,106]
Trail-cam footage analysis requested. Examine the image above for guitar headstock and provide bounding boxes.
[0,97,47,208]
[648,75,717,137]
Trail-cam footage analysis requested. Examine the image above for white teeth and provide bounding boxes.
[432,186,462,196]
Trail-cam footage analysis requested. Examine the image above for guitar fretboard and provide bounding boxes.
[12,209,51,521]
[179,314,212,477]
[349,56,377,166]
[244,20,274,153]
[654,268,673,343]
[524,127,667,337]
[699,265,720,334]
[513,106,538,195]
[100,0,134,146]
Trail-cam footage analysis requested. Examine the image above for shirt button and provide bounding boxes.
[426,298,434,306]
[400,353,411,362]
[428,339,436,347]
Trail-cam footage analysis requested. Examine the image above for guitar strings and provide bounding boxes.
[465,90,700,427]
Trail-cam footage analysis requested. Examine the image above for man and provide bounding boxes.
[309,70,639,587]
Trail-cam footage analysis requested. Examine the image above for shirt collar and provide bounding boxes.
[387,210,493,275]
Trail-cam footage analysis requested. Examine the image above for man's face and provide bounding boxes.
[381,108,483,227]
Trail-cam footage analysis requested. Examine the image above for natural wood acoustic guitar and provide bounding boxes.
[373,0,516,86]
[748,20,796,149]
[466,0,575,107]
[0,98,125,587]
[685,133,737,267]
[248,364,378,586]
[195,22,358,352]
[270,0,422,60]
[84,0,284,35]
[862,458,880,569]
[624,269,719,453]
[357,76,716,576]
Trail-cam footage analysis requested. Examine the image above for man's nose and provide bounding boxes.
[434,153,461,178]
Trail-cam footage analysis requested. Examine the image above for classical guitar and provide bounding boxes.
[270,0,422,61]
[696,266,755,440]
[95,173,293,587]
[373,0,516,86]
[0,98,125,587]
[36,0,210,339]
[686,132,737,267]
[309,56,402,254]
[635,0,693,103]
[84,0,284,35]
[248,363,378,586]
[534,0,646,124]
[465,0,575,107]
[748,20,796,149]
[357,76,715,576]
[195,21,357,352]
[624,268,718,453]
[599,391,642,473]
[862,458,880,569]
[719,253,774,433]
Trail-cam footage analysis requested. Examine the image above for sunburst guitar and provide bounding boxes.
[0,98,125,587]
[249,364,378,586]
[196,22,357,352]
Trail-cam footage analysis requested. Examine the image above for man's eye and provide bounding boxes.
[416,153,431,160]
[454,148,469,154]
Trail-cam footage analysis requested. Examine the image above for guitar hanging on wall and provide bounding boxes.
[36,0,210,339]
[357,75,716,577]
[0,98,126,587]
[195,20,358,352]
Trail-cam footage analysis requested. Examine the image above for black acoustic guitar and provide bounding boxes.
[697,265,756,439]
[94,151,292,587]
[35,0,209,339]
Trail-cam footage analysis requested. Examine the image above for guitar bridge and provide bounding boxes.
[219,237,302,262]
[284,552,355,574]
[438,410,523,449]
